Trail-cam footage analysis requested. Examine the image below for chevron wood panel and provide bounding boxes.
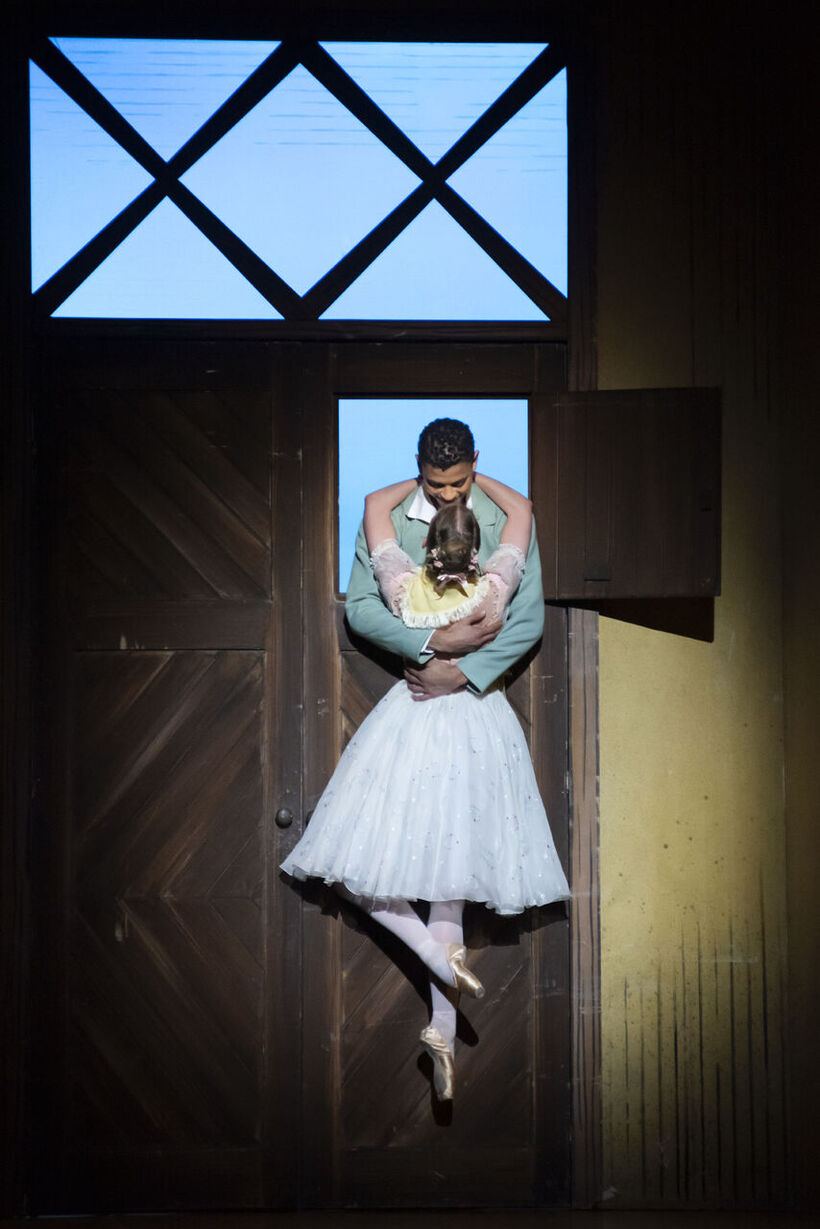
[340,919,534,1149]
[63,388,271,602]
[68,651,267,1151]
[339,650,400,748]
[30,344,309,1212]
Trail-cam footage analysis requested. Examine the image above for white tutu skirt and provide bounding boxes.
[280,681,570,916]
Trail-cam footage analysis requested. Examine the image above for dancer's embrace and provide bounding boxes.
[281,418,570,1101]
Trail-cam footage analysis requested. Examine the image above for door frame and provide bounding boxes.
[291,340,599,1206]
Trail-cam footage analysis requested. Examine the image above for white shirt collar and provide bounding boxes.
[407,485,474,525]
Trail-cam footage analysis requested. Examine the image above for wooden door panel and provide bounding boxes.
[57,649,268,1204]
[537,387,721,600]
[340,935,533,1147]
[32,344,302,1213]
[63,388,272,604]
[339,636,400,746]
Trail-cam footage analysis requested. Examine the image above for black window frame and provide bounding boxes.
[24,13,595,354]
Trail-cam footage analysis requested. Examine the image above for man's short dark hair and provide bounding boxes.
[417,418,475,470]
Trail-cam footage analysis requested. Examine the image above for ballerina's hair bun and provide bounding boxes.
[424,503,481,591]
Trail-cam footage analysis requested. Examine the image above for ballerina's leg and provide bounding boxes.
[426,899,465,1046]
[420,900,469,1102]
[335,885,455,985]
[335,885,484,1000]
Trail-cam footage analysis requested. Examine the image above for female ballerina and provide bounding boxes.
[281,473,570,1100]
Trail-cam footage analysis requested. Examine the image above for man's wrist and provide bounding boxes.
[419,630,435,659]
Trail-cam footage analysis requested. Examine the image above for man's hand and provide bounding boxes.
[428,610,502,654]
[405,658,468,701]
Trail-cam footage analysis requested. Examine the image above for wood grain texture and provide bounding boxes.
[290,348,345,1206]
[60,651,270,1206]
[63,388,271,603]
[263,347,305,1208]
[568,608,602,1208]
[29,346,292,1212]
[334,342,564,395]
[532,606,572,1206]
[75,601,270,651]
[544,390,721,601]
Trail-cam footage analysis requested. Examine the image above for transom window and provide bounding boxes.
[29,39,567,323]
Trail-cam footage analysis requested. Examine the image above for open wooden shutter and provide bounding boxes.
[535,388,721,601]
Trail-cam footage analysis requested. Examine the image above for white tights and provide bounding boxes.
[338,888,463,1047]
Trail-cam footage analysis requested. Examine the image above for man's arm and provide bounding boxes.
[454,520,545,694]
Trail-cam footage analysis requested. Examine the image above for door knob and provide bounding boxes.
[275,807,294,829]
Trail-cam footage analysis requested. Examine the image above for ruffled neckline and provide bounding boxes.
[398,570,493,629]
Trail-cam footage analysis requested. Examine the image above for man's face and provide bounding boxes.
[417,453,478,509]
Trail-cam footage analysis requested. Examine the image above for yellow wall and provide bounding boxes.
[595,5,794,1206]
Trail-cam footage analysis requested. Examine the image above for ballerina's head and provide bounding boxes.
[424,503,481,593]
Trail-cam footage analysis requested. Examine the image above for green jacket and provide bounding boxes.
[344,483,545,694]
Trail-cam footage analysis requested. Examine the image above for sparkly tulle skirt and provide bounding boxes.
[280,680,571,916]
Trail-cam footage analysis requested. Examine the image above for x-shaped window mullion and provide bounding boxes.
[299,41,567,321]
[30,39,302,317]
[31,36,567,322]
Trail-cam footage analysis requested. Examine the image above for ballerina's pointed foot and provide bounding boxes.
[445,942,485,999]
[420,1025,455,1101]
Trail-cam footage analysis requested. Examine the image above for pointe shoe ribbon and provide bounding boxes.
[420,1025,455,1101]
[445,942,485,999]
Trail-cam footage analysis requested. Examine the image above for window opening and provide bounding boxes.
[338,398,529,589]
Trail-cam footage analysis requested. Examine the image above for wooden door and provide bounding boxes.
[30,338,572,1212]
[292,343,572,1208]
[31,340,302,1211]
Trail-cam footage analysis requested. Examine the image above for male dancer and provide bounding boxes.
[345,416,545,698]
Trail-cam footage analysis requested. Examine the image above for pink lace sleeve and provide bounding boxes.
[483,544,526,620]
[369,539,417,614]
